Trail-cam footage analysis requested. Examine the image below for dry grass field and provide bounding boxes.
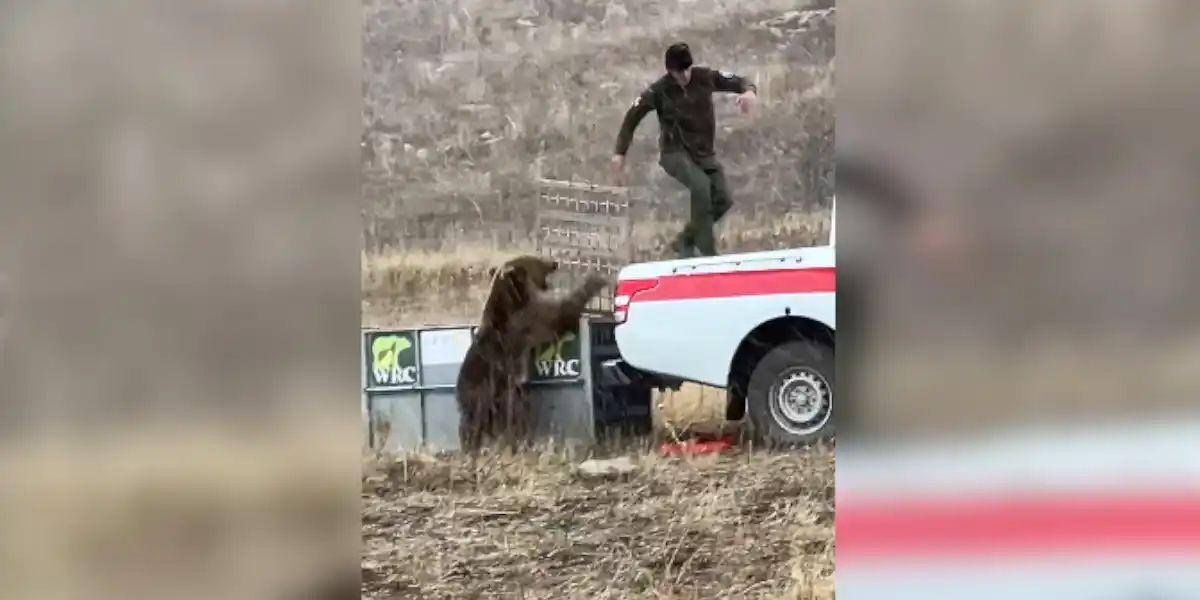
[362,444,834,599]
[361,210,830,328]
[360,0,835,597]
[361,0,834,254]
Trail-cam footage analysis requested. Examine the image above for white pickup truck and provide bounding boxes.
[601,202,836,446]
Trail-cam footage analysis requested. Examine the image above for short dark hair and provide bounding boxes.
[664,42,693,72]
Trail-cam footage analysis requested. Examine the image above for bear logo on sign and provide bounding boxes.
[371,334,417,386]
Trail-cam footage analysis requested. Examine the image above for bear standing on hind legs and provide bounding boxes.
[455,255,609,453]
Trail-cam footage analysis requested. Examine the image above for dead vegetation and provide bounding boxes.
[361,207,831,328]
[362,444,835,599]
[362,0,834,253]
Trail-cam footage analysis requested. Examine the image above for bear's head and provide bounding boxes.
[479,255,558,331]
[498,255,556,291]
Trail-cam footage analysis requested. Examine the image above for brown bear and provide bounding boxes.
[455,255,608,452]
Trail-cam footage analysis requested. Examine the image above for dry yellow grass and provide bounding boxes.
[654,383,728,435]
[362,208,831,328]
[362,443,834,599]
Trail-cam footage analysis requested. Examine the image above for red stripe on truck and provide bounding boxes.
[630,267,835,302]
[838,492,1200,564]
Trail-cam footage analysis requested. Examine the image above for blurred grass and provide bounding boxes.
[0,419,360,600]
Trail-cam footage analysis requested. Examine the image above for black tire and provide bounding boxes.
[745,339,835,448]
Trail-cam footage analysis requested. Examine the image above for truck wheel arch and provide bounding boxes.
[725,316,835,421]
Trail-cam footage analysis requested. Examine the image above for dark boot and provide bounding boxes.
[670,232,696,258]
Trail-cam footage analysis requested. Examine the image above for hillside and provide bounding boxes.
[362,0,834,254]
[361,0,835,329]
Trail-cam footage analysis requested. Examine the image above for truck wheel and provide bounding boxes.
[745,339,834,447]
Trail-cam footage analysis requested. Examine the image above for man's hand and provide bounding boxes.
[735,91,758,118]
[609,154,626,181]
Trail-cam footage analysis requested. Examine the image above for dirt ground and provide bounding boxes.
[362,442,834,600]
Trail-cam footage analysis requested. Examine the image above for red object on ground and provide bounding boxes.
[659,438,735,456]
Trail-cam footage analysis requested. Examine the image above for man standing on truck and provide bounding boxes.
[611,42,759,258]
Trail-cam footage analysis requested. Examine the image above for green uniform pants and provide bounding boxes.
[659,152,733,257]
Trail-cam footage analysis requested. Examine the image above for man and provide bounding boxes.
[611,42,759,258]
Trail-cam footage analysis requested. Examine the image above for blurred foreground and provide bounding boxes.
[839,1,1200,599]
[0,1,362,599]
[842,0,1200,434]
[0,418,361,600]
[839,419,1200,598]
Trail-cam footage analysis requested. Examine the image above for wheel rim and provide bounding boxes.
[767,367,832,436]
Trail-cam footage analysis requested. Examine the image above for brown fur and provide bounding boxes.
[455,255,608,453]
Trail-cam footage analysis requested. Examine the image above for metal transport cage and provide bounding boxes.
[362,316,652,453]
[533,176,634,314]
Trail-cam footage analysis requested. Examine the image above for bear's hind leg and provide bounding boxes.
[503,383,533,451]
[458,402,483,453]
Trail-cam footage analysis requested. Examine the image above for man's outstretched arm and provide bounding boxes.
[613,89,654,156]
[704,67,758,95]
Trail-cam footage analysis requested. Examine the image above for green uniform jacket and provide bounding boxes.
[613,66,757,160]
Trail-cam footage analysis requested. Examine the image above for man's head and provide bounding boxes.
[664,42,693,84]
